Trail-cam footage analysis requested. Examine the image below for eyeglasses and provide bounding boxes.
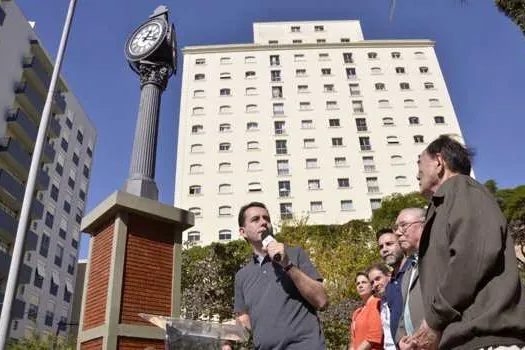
[392,220,423,233]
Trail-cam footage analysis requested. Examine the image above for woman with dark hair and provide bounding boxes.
[349,272,383,350]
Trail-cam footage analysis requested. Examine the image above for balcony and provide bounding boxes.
[0,137,30,179]
[36,168,50,191]
[0,250,32,285]
[42,141,56,163]
[31,199,44,220]
[23,56,51,93]
[0,209,17,241]
[14,82,45,118]
[0,292,26,320]
[0,170,24,210]
[25,230,38,251]
[6,109,38,147]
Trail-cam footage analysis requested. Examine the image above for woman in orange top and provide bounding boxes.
[349,272,383,350]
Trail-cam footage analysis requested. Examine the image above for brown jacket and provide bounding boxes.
[419,175,525,349]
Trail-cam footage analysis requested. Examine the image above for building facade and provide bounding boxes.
[0,1,96,340]
[175,20,464,245]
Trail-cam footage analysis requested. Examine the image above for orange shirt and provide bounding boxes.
[350,296,383,350]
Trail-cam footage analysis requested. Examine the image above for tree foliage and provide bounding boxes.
[7,330,74,350]
[495,0,525,36]
[370,192,428,231]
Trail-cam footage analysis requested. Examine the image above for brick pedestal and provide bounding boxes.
[77,191,193,349]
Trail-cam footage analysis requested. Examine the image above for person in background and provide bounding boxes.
[349,272,383,350]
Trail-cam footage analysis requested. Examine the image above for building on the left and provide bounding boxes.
[0,1,96,341]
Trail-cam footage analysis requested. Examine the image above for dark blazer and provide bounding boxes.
[395,258,424,345]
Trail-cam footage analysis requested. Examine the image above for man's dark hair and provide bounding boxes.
[366,262,391,277]
[238,202,268,227]
[376,228,394,241]
[425,135,474,175]
[355,271,368,283]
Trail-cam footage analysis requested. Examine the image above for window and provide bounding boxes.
[219,184,232,194]
[193,90,204,99]
[419,66,429,73]
[192,107,204,115]
[346,67,357,79]
[245,71,256,79]
[325,100,337,109]
[378,99,391,108]
[50,184,59,201]
[306,158,318,169]
[187,231,200,242]
[400,82,410,90]
[194,73,205,80]
[314,25,324,32]
[54,244,64,267]
[363,156,376,172]
[245,56,256,63]
[368,52,378,59]
[277,160,289,175]
[28,299,39,321]
[220,88,231,96]
[189,207,202,217]
[83,165,90,179]
[429,98,440,107]
[248,182,262,192]
[190,144,203,153]
[246,87,257,95]
[317,39,326,44]
[387,136,400,145]
[352,100,364,113]
[45,211,54,229]
[61,138,68,152]
[370,198,382,210]
[63,200,71,214]
[414,135,425,143]
[424,82,435,90]
[321,68,331,76]
[335,157,347,167]
[274,121,286,134]
[409,116,420,125]
[195,58,206,65]
[395,176,408,186]
[65,118,73,129]
[319,53,329,60]
[308,179,320,190]
[367,177,380,193]
[219,105,231,114]
[329,119,340,127]
[219,142,231,152]
[391,52,401,59]
[191,124,204,134]
[296,69,307,77]
[359,136,371,151]
[56,154,64,175]
[414,51,426,59]
[272,86,283,98]
[301,120,313,129]
[371,67,382,74]
[247,161,261,171]
[280,203,293,220]
[270,55,280,66]
[246,104,257,113]
[77,130,84,144]
[323,84,334,92]
[303,138,316,148]
[298,85,309,93]
[219,230,232,241]
[218,162,231,172]
[292,39,303,44]
[355,118,368,132]
[273,103,284,115]
[247,141,260,150]
[291,25,301,32]
[404,99,416,107]
[434,116,445,124]
[391,155,404,164]
[332,137,343,147]
[338,178,350,188]
[395,67,405,74]
[86,146,93,158]
[349,83,361,96]
[294,54,305,61]
[340,38,350,43]
[50,274,59,296]
[310,201,323,212]
[189,164,203,174]
[34,264,44,288]
[375,83,386,91]
[246,122,259,131]
[218,206,232,216]
[64,285,72,303]
[275,140,287,154]
[67,254,75,275]
[189,185,202,195]
[72,237,78,249]
[271,70,281,82]
[220,57,232,64]
[219,123,231,132]
[299,102,311,110]
[341,200,354,211]
[278,181,291,197]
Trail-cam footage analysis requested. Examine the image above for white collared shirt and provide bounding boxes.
[381,299,396,350]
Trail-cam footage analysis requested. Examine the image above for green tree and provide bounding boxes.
[7,329,74,350]
[495,0,525,36]
[370,192,428,231]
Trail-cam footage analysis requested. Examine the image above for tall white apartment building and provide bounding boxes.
[0,1,96,340]
[175,20,464,245]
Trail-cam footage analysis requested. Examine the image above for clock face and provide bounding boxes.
[127,20,166,59]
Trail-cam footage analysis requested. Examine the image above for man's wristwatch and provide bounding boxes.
[283,261,294,272]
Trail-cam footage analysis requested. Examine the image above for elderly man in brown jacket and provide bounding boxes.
[407,135,525,350]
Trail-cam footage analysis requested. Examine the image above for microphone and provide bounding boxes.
[261,227,281,262]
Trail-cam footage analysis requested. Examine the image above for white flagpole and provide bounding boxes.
[0,0,77,347]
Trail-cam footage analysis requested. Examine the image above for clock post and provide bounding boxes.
[77,6,193,350]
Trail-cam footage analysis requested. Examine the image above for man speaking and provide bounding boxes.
[234,202,328,349]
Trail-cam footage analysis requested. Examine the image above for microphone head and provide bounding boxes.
[261,227,275,248]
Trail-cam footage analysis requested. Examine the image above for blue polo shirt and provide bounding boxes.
[384,258,413,339]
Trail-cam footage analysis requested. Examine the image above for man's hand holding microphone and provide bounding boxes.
[261,227,293,271]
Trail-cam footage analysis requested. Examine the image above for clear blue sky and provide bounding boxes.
[15,0,525,259]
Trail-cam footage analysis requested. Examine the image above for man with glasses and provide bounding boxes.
[392,208,426,350]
